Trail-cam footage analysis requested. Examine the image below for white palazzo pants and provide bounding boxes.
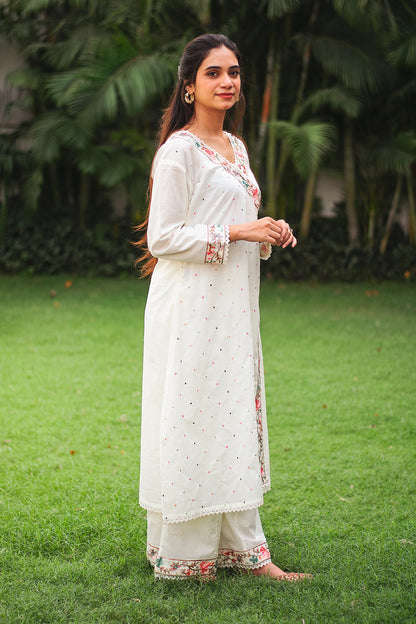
[146,508,271,580]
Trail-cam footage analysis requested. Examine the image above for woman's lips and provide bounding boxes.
[216,93,234,99]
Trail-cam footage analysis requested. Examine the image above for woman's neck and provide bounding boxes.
[186,110,225,139]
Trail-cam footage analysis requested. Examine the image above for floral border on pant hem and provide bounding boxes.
[217,542,271,569]
[147,544,217,580]
[147,541,271,579]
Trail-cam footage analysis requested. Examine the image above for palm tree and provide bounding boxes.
[1,0,184,227]
[384,6,416,246]
[376,132,416,254]
[269,118,336,237]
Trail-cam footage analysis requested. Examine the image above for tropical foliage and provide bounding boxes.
[0,0,415,276]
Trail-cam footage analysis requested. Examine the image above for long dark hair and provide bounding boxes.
[135,34,246,278]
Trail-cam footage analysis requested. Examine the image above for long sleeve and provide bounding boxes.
[147,157,229,265]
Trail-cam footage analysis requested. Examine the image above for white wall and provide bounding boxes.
[315,168,344,217]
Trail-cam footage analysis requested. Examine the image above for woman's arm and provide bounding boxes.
[148,158,229,265]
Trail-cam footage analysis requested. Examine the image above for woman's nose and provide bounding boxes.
[221,73,233,87]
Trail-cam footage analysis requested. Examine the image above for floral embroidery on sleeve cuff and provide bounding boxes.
[205,224,230,265]
[260,242,272,260]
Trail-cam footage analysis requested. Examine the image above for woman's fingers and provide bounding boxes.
[232,218,296,246]
[281,234,297,248]
[260,217,282,244]
[275,219,296,247]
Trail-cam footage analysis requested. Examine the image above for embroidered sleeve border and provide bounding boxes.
[205,224,230,265]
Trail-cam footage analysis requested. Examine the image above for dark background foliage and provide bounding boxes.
[0,0,415,280]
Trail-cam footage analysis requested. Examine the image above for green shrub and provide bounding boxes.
[0,217,137,277]
[1,214,415,281]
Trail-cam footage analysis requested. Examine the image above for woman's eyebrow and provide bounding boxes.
[204,64,240,71]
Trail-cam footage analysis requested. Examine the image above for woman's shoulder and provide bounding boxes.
[155,131,196,164]
[153,132,193,173]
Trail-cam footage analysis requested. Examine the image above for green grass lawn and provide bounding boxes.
[0,276,415,624]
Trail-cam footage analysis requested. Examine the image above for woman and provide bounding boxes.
[138,33,307,582]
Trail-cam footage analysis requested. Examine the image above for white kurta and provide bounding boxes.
[139,130,272,524]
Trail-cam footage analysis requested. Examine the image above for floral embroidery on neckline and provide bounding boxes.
[174,130,261,210]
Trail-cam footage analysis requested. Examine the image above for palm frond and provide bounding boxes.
[182,0,211,24]
[260,0,302,18]
[21,0,61,15]
[386,77,416,106]
[77,145,141,186]
[311,36,387,93]
[269,120,337,178]
[375,132,416,175]
[331,0,383,28]
[22,42,49,59]
[30,112,91,162]
[48,53,175,125]
[387,21,416,67]
[301,87,366,119]
[6,67,44,91]
[44,28,113,71]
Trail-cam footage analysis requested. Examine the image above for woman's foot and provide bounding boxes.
[251,562,312,581]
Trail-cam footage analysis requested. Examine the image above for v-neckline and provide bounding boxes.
[181,130,236,165]
[172,129,261,211]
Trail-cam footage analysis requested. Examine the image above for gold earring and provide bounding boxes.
[184,90,195,104]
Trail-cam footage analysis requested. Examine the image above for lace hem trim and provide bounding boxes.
[140,489,270,524]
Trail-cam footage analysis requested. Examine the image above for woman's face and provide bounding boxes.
[188,45,241,114]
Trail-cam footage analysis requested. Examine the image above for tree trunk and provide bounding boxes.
[273,1,320,203]
[406,172,416,244]
[343,116,359,245]
[248,61,260,174]
[0,179,8,250]
[273,143,289,215]
[254,77,270,174]
[49,163,62,211]
[379,175,402,255]
[65,164,73,210]
[255,28,280,218]
[79,173,90,230]
[292,0,320,122]
[265,45,281,219]
[300,167,318,239]
[367,191,376,249]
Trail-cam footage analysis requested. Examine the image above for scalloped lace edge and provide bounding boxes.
[223,224,230,264]
[217,558,272,570]
[140,488,270,524]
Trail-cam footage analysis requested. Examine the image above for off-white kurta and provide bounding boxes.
[139,130,272,524]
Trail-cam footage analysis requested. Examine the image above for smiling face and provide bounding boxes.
[187,45,241,114]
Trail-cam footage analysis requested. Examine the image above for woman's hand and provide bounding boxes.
[229,218,297,248]
[276,219,297,248]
